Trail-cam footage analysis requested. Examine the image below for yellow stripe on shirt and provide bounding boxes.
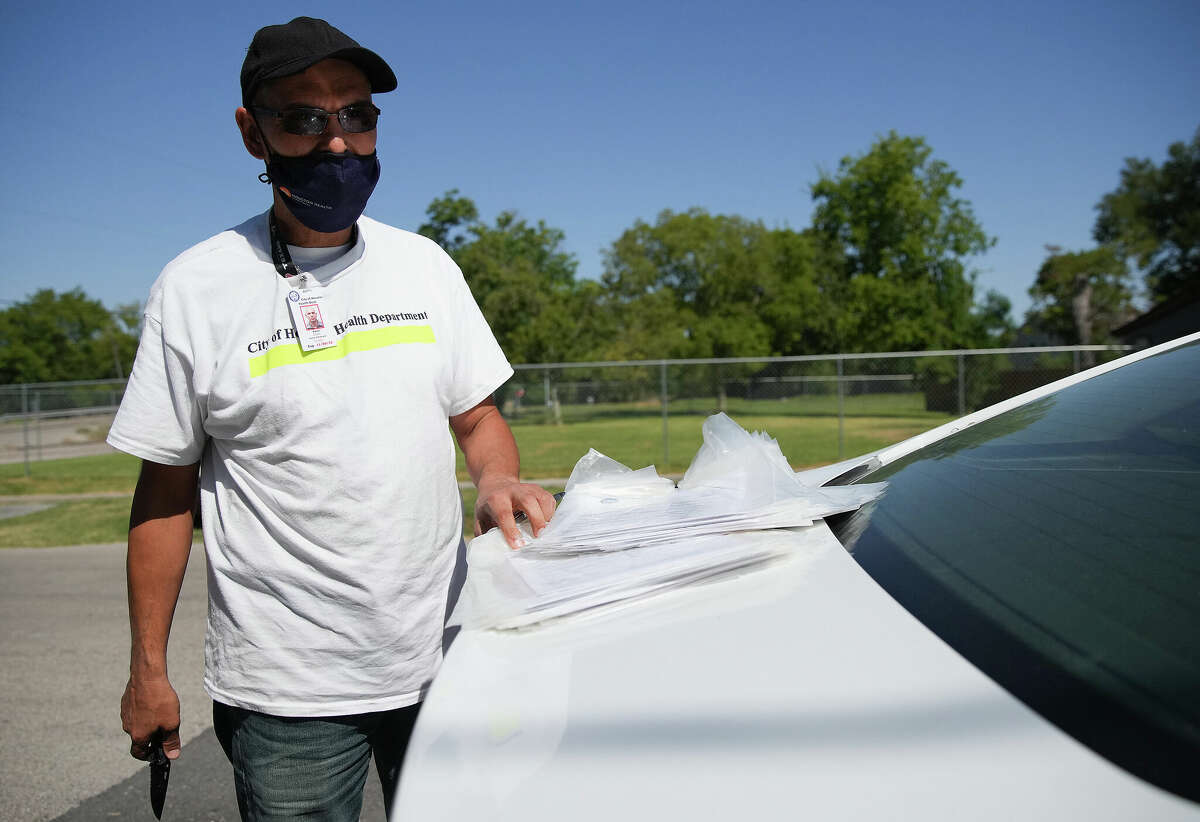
[248,325,436,378]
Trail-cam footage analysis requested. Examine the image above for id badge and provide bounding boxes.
[287,284,338,351]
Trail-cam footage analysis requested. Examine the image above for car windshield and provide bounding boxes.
[831,339,1200,802]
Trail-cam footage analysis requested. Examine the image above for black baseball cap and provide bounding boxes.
[240,16,397,106]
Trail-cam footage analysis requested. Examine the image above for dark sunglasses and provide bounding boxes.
[252,103,381,136]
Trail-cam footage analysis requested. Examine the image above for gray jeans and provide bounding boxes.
[213,700,421,821]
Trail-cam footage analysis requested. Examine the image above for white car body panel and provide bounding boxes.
[393,332,1200,820]
[396,530,1197,819]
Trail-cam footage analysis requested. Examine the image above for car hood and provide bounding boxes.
[393,522,1198,820]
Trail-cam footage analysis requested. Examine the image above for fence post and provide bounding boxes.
[957,354,966,416]
[21,383,30,477]
[1073,349,1080,373]
[836,358,845,460]
[33,392,42,461]
[660,361,669,472]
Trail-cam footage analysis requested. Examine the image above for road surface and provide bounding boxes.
[0,543,389,821]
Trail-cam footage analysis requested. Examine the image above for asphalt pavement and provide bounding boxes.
[0,543,388,821]
[0,413,119,465]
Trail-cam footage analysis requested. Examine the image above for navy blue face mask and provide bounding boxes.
[263,150,381,234]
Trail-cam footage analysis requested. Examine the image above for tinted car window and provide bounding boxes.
[831,341,1200,801]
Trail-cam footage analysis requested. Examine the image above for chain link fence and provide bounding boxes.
[0,346,1131,474]
[502,345,1132,472]
[0,380,128,470]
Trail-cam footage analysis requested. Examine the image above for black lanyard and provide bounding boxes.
[268,210,300,278]
[267,211,359,279]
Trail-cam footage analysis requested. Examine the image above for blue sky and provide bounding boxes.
[2,0,1197,328]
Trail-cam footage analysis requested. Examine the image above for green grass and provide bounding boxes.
[507,390,943,425]
[0,452,141,496]
[0,486,535,547]
[460,486,476,541]
[461,408,950,478]
[672,391,944,419]
[0,498,134,548]
[1,401,950,547]
[1,406,948,495]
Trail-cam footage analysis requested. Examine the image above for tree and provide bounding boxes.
[758,227,843,356]
[0,289,139,384]
[600,209,842,410]
[811,131,996,352]
[601,208,835,361]
[455,211,587,364]
[602,209,769,361]
[417,188,479,254]
[1094,127,1200,304]
[1025,247,1135,356]
[417,191,594,364]
[970,289,1017,347]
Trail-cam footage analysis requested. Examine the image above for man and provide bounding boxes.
[110,17,556,820]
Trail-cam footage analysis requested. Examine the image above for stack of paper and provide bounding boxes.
[454,529,809,630]
[522,482,882,554]
[449,413,886,630]
[523,413,885,555]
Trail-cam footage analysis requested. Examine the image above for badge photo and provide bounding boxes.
[301,302,325,330]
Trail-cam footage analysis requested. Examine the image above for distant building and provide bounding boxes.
[1114,290,1200,348]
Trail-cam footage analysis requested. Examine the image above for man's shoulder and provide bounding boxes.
[145,214,270,318]
[358,216,454,262]
[161,213,268,278]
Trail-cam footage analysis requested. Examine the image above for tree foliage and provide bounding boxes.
[603,209,781,360]
[418,191,594,364]
[421,132,1004,370]
[1026,247,1134,345]
[970,289,1017,347]
[601,209,852,360]
[1094,127,1200,304]
[417,188,480,254]
[12,131,1019,387]
[0,289,139,384]
[811,131,995,352]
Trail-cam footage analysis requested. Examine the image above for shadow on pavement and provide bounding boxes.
[51,727,388,822]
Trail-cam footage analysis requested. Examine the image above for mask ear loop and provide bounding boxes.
[249,111,275,184]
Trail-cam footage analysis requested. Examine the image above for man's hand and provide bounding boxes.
[121,675,181,761]
[451,398,557,549]
[475,478,558,548]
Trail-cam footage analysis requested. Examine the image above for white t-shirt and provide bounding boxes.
[108,212,513,716]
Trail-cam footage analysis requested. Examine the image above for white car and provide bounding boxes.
[392,332,1200,821]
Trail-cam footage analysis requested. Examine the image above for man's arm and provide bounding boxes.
[450,398,556,548]
[120,459,200,762]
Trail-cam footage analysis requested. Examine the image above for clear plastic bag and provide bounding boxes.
[535,449,676,545]
[564,448,676,495]
[524,414,885,554]
[451,413,888,628]
[679,412,809,503]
